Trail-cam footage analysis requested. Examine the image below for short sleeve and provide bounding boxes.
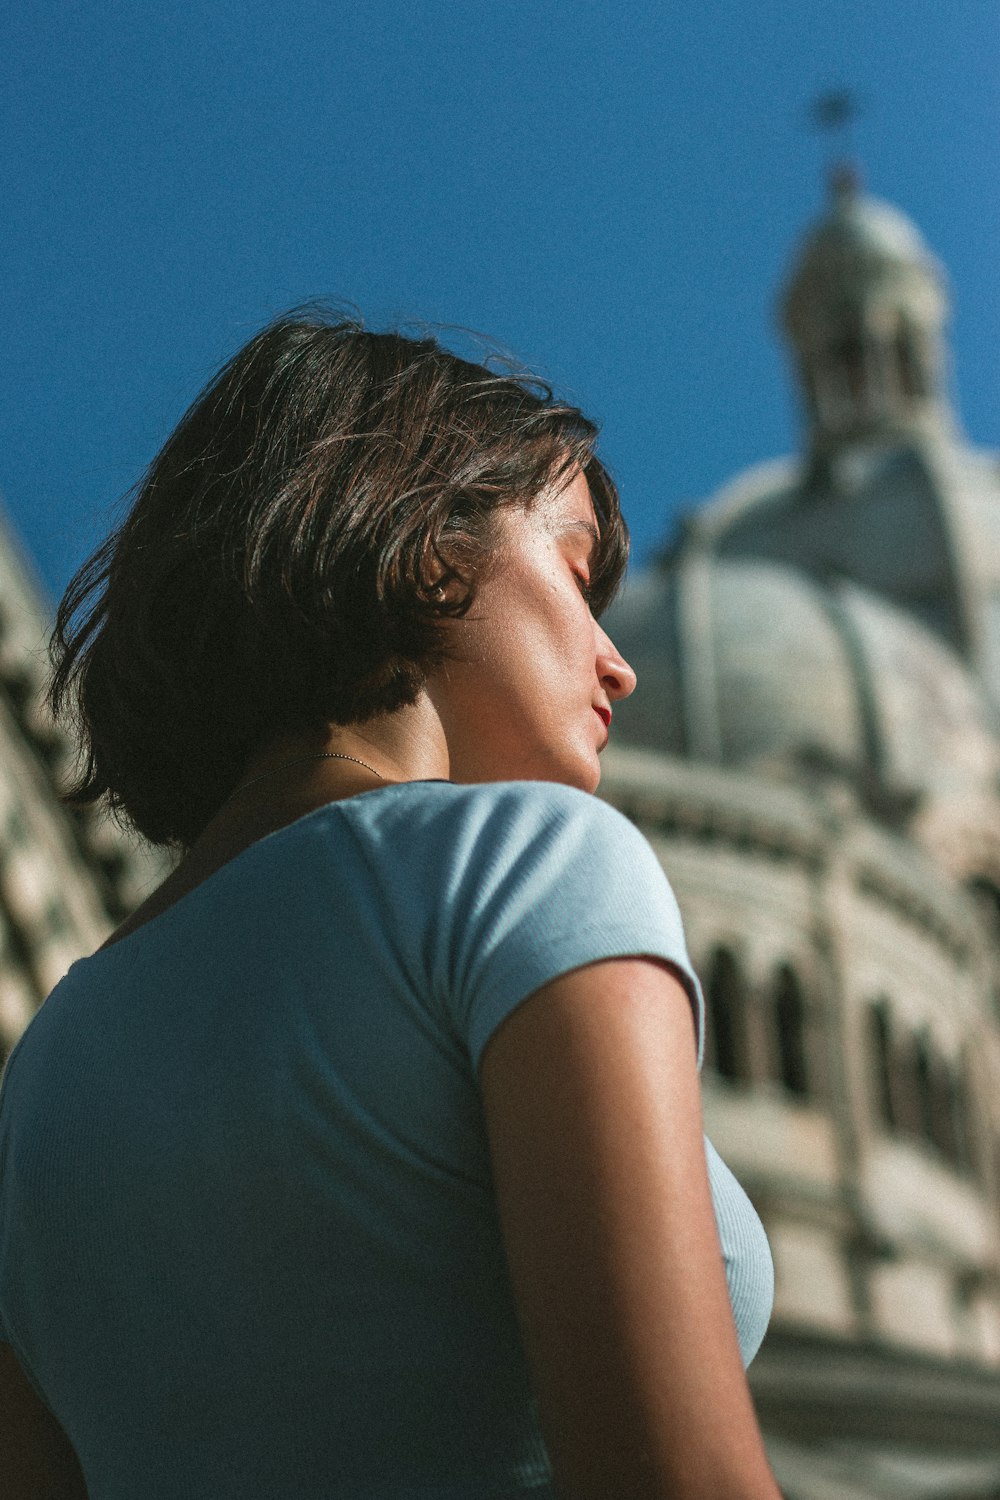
[436,784,704,1073]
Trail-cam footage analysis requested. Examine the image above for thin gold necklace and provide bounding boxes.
[228,751,387,801]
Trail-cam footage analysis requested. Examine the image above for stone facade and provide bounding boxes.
[0,505,164,1067]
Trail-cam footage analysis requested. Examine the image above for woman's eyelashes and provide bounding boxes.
[572,568,594,603]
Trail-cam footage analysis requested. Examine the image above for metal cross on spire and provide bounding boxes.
[808,90,864,195]
[809,90,861,134]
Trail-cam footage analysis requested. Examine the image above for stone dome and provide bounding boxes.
[793,176,939,275]
[783,168,947,312]
[604,552,1000,811]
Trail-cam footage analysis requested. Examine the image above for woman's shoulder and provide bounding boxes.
[333,777,637,843]
[327,778,682,950]
[326,779,654,887]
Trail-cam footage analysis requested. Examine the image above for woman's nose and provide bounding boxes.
[596,627,637,702]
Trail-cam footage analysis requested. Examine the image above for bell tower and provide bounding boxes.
[781,166,955,453]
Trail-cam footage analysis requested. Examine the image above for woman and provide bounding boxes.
[0,313,780,1499]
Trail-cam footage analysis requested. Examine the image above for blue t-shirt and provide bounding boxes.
[0,780,772,1500]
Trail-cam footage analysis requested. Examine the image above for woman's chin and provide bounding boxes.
[540,750,602,795]
[579,761,602,795]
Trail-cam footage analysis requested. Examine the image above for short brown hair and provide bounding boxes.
[49,310,629,849]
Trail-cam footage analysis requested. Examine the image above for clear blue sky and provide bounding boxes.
[2,0,998,606]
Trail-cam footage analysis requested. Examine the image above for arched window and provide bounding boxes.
[895,323,929,399]
[926,1055,956,1160]
[828,333,866,403]
[913,1032,936,1146]
[870,1012,977,1173]
[910,1038,976,1174]
[868,1001,895,1130]
[705,948,749,1086]
[773,964,809,1099]
[966,876,1000,940]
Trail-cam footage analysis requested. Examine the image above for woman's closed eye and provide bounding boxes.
[573,570,594,603]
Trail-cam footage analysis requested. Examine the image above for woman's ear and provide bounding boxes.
[421,549,462,606]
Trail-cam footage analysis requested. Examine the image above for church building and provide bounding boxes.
[601,169,1000,1497]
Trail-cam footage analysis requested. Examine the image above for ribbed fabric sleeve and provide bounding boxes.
[421,782,705,1072]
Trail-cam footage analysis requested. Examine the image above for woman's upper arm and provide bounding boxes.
[479,956,780,1500]
[0,1342,87,1500]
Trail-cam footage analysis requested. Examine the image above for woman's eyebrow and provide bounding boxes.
[557,519,601,557]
